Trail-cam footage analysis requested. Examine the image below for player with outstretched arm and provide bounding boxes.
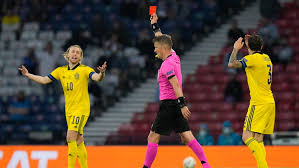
[19,45,107,168]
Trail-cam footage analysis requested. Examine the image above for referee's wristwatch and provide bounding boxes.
[152,23,161,33]
[177,97,186,108]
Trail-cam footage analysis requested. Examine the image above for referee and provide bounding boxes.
[142,13,211,168]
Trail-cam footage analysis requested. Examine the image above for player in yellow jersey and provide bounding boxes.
[19,45,107,168]
[228,35,275,168]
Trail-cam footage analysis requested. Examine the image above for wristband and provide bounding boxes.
[177,96,186,108]
[152,23,161,33]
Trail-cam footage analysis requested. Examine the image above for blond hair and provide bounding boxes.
[63,45,83,63]
[152,34,173,49]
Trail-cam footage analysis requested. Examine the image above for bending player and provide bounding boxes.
[19,45,107,168]
[228,35,275,168]
[142,13,211,168]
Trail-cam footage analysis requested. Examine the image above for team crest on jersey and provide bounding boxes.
[74,73,79,80]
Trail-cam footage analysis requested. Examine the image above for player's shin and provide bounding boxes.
[258,141,266,159]
[67,140,78,168]
[187,139,211,168]
[78,141,88,168]
[143,142,158,168]
[245,137,268,168]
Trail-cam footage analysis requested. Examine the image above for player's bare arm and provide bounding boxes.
[18,65,52,84]
[169,76,191,120]
[228,37,244,69]
[150,13,163,37]
[92,61,107,82]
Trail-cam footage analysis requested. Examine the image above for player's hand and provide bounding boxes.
[233,37,244,50]
[18,65,29,77]
[245,34,251,48]
[97,61,107,73]
[181,106,191,120]
[150,13,158,24]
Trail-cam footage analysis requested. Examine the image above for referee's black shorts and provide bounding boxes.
[151,99,190,136]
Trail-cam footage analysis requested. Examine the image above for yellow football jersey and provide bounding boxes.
[240,52,275,105]
[48,63,95,116]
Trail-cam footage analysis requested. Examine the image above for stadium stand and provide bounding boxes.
[0,0,249,144]
[2,0,298,145]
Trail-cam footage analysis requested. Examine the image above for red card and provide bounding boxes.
[149,6,157,15]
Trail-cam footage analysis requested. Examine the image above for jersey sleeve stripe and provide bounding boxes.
[48,74,57,81]
[240,60,247,68]
[89,72,95,79]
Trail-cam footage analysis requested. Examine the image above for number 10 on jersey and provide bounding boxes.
[67,82,73,91]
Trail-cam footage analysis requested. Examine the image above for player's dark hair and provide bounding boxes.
[152,34,173,49]
[248,34,264,51]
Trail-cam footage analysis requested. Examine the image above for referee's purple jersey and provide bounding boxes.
[158,50,182,100]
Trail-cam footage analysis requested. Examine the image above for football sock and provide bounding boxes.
[258,141,266,159]
[143,142,158,168]
[77,141,88,168]
[245,137,268,168]
[187,139,211,168]
[67,140,78,168]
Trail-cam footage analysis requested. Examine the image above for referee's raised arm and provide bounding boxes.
[150,13,163,37]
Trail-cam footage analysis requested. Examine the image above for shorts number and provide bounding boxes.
[267,64,272,85]
[67,82,73,91]
[72,116,80,124]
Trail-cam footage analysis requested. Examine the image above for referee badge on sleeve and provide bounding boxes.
[167,70,174,75]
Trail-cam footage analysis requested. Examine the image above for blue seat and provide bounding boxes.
[47,114,65,124]
[92,5,106,14]
[17,124,33,133]
[40,23,53,30]
[29,95,42,105]
[30,104,42,114]
[50,123,64,132]
[91,0,103,6]
[3,124,15,134]
[31,123,52,131]
[11,131,29,141]
[44,104,60,114]
[31,114,46,124]
[0,101,6,114]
